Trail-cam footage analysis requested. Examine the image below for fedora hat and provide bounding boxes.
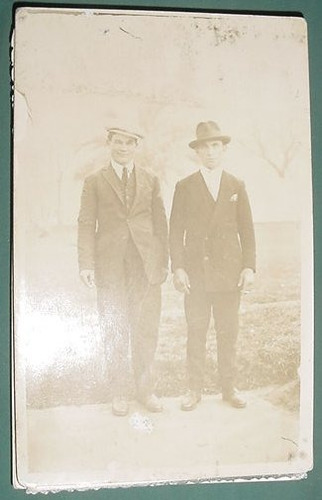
[106,127,144,141]
[189,121,231,149]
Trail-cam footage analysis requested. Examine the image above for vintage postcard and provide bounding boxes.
[12,7,313,493]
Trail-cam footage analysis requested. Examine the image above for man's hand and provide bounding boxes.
[173,268,190,294]
[80,269,95,288]
[238,268,254,292]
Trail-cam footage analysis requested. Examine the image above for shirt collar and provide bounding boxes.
[111,158,135,178]
[200,165,223,177]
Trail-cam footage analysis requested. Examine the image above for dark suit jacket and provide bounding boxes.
[78,164,168,286]
[169,170,256,292]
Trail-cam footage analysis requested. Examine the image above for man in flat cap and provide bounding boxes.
[170,121,256,410]
[78,126,168,416]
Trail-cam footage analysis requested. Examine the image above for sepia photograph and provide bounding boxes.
[12,7,313,492]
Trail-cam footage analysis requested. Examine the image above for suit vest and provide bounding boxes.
[111,166,136,213]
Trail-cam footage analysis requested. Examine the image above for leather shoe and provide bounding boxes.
[112,397,129,416]
[139,394,163,413]
[222,391,247,409]
[181,390,201,411]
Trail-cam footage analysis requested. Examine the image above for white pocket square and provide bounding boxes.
[230,193,238,202]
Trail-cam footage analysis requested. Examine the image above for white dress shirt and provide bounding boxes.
[111,158,135,179]
[200,166,223,201]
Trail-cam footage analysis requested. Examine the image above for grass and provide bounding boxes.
[153,286,300,401]
[21,222,302,411]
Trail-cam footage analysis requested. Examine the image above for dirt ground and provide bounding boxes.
[25,390,299,489]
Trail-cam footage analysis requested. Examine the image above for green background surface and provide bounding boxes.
[1,0,321,498]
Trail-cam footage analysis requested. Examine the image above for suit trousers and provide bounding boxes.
[184,287,241,395]
[96,239,161,399]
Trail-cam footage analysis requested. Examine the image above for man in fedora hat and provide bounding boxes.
[170,121,256,410]
[78,126,168,416]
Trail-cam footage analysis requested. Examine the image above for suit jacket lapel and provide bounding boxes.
[102,164,125,205]
[207,171,235,232]
[194,171,216,210]
[129,165,146,215]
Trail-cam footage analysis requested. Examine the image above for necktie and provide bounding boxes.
[122,167,128,188]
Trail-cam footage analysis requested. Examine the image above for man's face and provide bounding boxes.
[108,133,138,165]
[195,139,225,170]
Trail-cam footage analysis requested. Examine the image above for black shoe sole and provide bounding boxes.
[112,410,129,416]
[180,398,201,411]
[222,398,247,409]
